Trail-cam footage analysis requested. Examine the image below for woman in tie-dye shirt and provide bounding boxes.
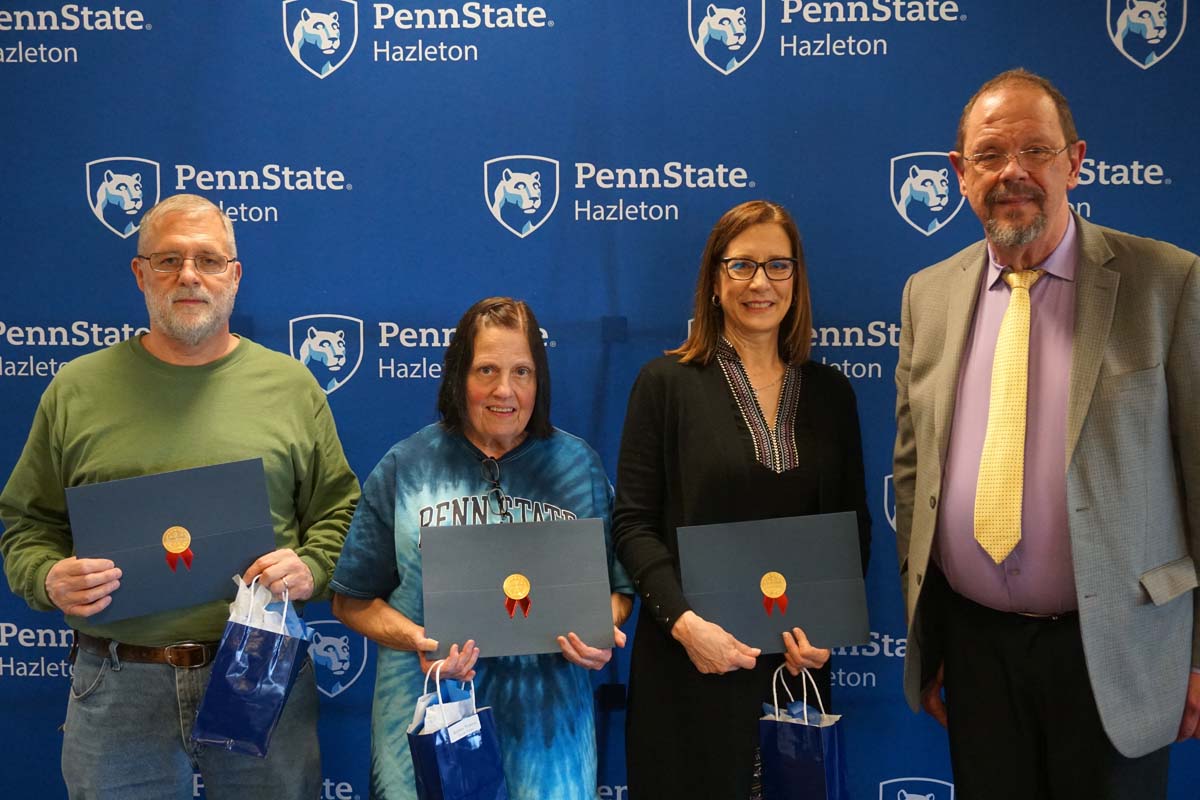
[331,297,634,800]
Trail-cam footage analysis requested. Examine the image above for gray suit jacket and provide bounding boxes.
[893,215,1200,757]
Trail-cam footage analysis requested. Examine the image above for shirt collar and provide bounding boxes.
[986,213,1078,290]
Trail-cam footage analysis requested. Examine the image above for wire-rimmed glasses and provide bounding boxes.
[480,457,513,521]
[136,252,235,274]
[960,144,1072,173]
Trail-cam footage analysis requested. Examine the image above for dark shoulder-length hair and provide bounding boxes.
[437,296,553,439]
[667,200,813,365]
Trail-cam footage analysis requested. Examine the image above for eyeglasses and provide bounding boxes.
[480,458,513,521]
[136,252,235,274]
[720,258,797,282]
[961,144,1071,173]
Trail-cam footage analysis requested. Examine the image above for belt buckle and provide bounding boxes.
[163,641,211,669]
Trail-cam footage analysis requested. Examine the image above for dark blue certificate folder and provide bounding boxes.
[65,459,276,624]
[677,511,868,652]
[421,518,614,659]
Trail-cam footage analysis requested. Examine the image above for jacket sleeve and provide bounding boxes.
[0,397,72,612]
[1165,255,1200,667]
[613,363,690,633]
[599,475,634,596]
[294,394,360,600]
[893,273,919,610]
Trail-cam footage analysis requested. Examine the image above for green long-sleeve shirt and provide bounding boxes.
[0,336,359,646]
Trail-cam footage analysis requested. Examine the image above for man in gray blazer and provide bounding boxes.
[893,68,1199,798]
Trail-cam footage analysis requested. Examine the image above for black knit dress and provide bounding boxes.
[613,344,871,800]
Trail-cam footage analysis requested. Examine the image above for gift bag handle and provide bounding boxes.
[423,659,477,717]
[798,666,828,723]
[770,663,828,724]
[770,663,796,722]
[278,580,291,626]
[239,575,292,628]
[236,575,262,624]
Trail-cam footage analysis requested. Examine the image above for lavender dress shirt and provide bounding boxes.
[935,215,1079,614]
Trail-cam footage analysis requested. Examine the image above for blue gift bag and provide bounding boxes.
[407,662,508,800]
[192,577,311,758]
[758,665,849,800]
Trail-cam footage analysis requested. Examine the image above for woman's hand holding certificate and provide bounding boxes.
[671,610,761,674]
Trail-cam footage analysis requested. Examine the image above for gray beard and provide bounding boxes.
[986,210,1048,248]
[145,286,236,348]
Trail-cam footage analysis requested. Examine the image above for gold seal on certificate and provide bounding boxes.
[760,571,788,616]
[760,571,786,599]
[162,525,194,572]
[162,525,191,553]
[503,573,530,600]
[503,573,532,618]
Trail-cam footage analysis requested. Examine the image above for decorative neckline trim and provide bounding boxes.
[715,338,801,473]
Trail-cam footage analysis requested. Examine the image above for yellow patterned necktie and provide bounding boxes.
[974,268,1044,564]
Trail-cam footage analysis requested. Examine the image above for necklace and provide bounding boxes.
[751,373,783,394]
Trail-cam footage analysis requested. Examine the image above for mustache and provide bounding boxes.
[986,182,1045,205]
[170,289,212,303]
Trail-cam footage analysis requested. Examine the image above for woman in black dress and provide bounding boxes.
[613,200,871,799]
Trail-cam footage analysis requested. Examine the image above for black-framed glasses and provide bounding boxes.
[136,252,235,274]
[480,458,512,520]
[720,258,797,282]
[961,144,1072,173]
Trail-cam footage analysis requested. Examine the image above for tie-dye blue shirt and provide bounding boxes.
[331,424,631,800]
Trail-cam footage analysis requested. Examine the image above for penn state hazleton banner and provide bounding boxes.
[0,2,1196,797]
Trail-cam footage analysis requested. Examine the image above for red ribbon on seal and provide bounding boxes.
[504,596,532,618]
[762,593,788,616]
[166,548,194,572]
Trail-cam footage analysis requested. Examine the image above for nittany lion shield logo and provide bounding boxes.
[880,777,955,800]
[484,155,560,239]
[688,1,766,75]
[1108,0,1187,69]
[884,474,897,532]
[307,618,369,699]
[86,157,161,239]
[289,314,364,394]
[283,0,358,79]
[890,152,966,237]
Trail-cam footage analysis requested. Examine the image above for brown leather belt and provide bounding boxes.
[72,631,219,669]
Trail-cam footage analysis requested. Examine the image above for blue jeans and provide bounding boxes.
[61,645,321,799]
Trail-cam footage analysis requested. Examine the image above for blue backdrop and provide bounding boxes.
[1,2,1197,797]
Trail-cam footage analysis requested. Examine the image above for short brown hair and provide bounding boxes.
[668,200,812,365]
[438,297,552,439]
[955,68,1079,153]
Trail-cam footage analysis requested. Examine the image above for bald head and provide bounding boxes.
[955,68,1078,154]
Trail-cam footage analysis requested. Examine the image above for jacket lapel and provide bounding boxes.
[935,243,988,465]
[1067,217,1119,464]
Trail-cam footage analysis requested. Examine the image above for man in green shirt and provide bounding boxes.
[0,194,360,798]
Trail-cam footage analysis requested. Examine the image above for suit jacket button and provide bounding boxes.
[929,495,937,509]
[916,573,923,586]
